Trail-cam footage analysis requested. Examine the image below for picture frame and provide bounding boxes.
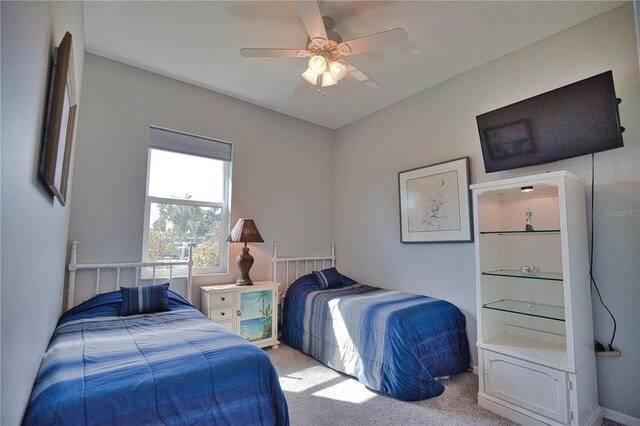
[40,32,77,206]
[398,157,472,243]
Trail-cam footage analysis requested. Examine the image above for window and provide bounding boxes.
[143,127,232,275]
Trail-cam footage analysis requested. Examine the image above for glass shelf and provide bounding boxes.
[482,270,563,281]
[483,299,565,322]
[480,230,560,235]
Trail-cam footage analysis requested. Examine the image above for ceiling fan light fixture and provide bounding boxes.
[329,59,347,81]
[308,55,327,75]
[240,2,409,94]
[321,72,337,87]
[301,68,318,85]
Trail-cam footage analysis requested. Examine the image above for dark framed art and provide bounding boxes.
[40,32,77,206]
[398,156,473,243]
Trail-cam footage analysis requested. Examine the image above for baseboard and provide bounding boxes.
[603,407,640,426]
[589,407,604,426]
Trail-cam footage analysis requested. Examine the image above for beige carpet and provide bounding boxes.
[266,344,515,426]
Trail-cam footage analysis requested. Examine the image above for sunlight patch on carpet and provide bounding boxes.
[312,377,377,404]
[279,365,341,393]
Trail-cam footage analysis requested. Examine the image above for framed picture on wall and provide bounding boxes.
[398,156,472,243]
[40,31,77,206]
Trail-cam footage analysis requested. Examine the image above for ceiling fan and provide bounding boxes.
[240,1,408,94]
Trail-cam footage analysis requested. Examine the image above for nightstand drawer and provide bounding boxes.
[210,307,235,321]
[208,291,235,307]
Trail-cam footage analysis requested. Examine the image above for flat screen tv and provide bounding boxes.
[477,71,624,173]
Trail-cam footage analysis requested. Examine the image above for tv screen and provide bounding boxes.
[477,71,624,173]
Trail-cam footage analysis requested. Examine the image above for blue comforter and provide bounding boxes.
[282,275,470,401]
[23,291,289,426]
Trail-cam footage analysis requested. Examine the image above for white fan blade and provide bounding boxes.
[295,1,327,42]
[338,28,408,56]
[240,48,309,58]
[345,62,379,90]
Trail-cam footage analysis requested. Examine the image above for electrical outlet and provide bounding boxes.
[595,349,621,357]
[594,340,621,356]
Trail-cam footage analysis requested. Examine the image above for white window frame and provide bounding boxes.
[142,127,232,276]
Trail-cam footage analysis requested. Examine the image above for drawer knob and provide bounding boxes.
[221,297,225,301]
[221,312,225,316]
[237,310,241,317]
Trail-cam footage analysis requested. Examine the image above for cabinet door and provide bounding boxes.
[237,288,275,343]
[483,350,568,423]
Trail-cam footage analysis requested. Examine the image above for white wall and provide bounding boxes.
[3,3,636,424]
[69,54,335,307]
[0,1,85,424]
[334,4,639,420]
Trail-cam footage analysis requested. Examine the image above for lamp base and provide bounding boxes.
[235,246,254,286]
[235,278,253,286]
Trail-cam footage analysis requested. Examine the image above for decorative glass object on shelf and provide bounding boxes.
[525,207,534,231]
[519,265,540,274]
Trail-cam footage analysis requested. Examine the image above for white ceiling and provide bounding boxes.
[84,1,625,130]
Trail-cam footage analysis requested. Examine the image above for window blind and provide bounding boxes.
[149,126,232,162]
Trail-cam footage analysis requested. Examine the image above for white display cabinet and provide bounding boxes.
[471,171,601,425]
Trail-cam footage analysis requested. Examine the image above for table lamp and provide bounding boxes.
[226,218,264,286]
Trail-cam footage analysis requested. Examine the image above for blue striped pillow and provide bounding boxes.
[120,283,170,316]
[312,267,343,289]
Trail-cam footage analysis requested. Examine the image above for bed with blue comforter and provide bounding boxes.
[282,274,470,401]
[23,291,289,426]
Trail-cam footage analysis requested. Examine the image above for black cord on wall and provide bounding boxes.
[589,153,617,351]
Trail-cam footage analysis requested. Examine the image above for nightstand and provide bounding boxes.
[201,281,280,349]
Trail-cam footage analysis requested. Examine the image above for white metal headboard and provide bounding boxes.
[271,241,335,294]
[66,241,193,310]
